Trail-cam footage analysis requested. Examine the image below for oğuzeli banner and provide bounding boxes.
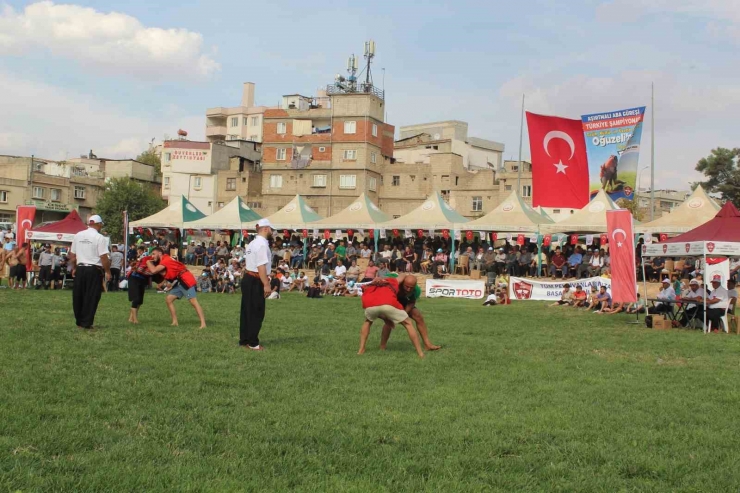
[425,279,486,299]
[509,276,612,301]
[582,106,645,202]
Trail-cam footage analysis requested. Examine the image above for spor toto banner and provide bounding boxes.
[509,277,611,301]
[582,106,645,202]
[425,279,485,299]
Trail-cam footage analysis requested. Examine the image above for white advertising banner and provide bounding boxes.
[425,279,486,299]
[643,241,740,257]
[26,230,76,242]
[509,276,612,301]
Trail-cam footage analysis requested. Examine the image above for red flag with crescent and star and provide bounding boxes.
[606,209,636,303]
[526,112,589,208]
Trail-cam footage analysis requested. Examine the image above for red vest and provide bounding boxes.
[159,255,196,288]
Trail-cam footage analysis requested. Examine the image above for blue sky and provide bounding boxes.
[1,0,739,190]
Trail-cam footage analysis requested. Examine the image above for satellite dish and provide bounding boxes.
[433,133,441,140]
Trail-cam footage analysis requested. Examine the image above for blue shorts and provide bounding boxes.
[169,283,197,300]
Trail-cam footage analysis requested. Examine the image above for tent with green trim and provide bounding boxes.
[378,192,469,229]
[310,193,390,229]
[130,195,207,229]
[541,190,626,234]
[635,185,720,235]
[184,196,261,230]
[462,191,552,232]
[264,195,323,229]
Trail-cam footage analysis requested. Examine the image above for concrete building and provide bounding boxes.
[259,89,395,217]
[205,82,270,143]
[161,139,262,215]
[637,189,691,220]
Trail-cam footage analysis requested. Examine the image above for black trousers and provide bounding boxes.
[239,275,265,347]
[128,276,148,308]
[38,265,52,288]
[109,268,121,291]
[73,266,103,328]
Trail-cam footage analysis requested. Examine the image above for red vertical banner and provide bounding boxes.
[301,229,308,238]
[392,229,399,237]
[606,210,637,303]
[570,234,579,245]
[442,229,450,239]
[491,232,498,242]
[466,230,474,241]
[369,229,374,239]
[16,205,35,270]
[417,229,424,238]
[543,234,552,247]
[659,233,668,242]
[516,234,525,246]
[600,234,608,245]
[347,229,354,238]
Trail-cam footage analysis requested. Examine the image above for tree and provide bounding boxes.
[694,147,740,206]
[616,198,643,221]
[136,148,162,175]
[96,178,165,242]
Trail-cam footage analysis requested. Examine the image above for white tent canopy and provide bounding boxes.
[184,196,261,230]
[130,196,207,229]
[264,195,323,229]
[379,192,469,229]
[310,193,390,229]
[636,185,720,235]
[542,190,626,234]
[462,191,553,232]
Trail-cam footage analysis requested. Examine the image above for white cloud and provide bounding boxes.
[497,70,740,190]
[0,71,204,160]
[0,2,219,79]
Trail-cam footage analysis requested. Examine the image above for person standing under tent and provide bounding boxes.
[68,215,111,329]
[146,248,206,329]
[239,219,274,351]
[36,244,54,290]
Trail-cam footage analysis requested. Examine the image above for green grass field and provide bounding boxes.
[2,290,740,492]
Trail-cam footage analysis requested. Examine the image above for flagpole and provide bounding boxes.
[517,94,525,192]
[650,83,655,221]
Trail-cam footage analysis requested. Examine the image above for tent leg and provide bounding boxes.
[703,251,708,334]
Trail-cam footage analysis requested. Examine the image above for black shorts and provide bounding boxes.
[10,265,26,280]
[128,276,148,308]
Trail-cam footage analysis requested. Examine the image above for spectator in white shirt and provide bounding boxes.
[679,278,705,326]
[334,259,347,279]
[649,278,676,314]
[706,275,730,329]
[588,250,605,277]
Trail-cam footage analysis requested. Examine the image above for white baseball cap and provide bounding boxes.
[257,218,273,229]
[689,279,699,285]
[661,278,670,284]
[88,214,104,224]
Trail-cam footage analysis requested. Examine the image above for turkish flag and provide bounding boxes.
[369,229,374,239]
[466,230,474,241]
[16,206,35,270]
[543,234,552,247]
[526,112,589,208]
[517,234,525,246]
[491,232,498,242]
[570,234,579,245]
[659,233,668,242]
[606,210,637,303]
[600,234,608,245]
[302,229,308,238]
[442,229,450,239]
[392,229,399,237]
[347,229,354,238]
[417,229,424,238]
[323,229,330,240]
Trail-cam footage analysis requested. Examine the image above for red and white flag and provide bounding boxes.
[606,209,636,303]
[16,205,35,270]
[526,112,589,208]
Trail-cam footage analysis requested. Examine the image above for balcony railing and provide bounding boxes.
[325,83,384,100]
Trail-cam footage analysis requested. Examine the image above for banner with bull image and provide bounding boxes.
[582,106,645,202]
[509,276,612,301]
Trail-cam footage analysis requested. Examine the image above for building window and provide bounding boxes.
[276,148,287,161]
[339,174,356,189]
[511,165,519,172]
[231,117,239,127]
[505,185,512,191]
[372,123,378,137]
[277,122,287,134]
[226,178,236,191]
[368,177,377,192]
[193,177,202,190]
[472,196,483,212]
[553,209,561,214]
[392,175,400,186]
[243,117,248,126]
[73,186,85,199]
[343,150,357,160]
[251,116,259,126]
[344,121,356,134]
[522,185,532,197]
[370,152,377,164]
[249,135,258,141]
[0,190,7,203]
[660,201,672,209]
[312,174,327,188]
[164,153,171,163]
[269,175,283,188]
[71,167,86,177]
[32,186,44,199]
[218,202,224,208]
[164,177,170,189]
[51,188,62,201]
[318,146,326,152]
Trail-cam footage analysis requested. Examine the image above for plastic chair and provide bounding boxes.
[455,255,470,275]
[706,304,731,333]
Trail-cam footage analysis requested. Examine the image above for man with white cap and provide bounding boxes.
[706,274,729,330]
[649,277,676,315]
[679,278,705,327]
[68,214,111,329]
[239,218,274,351]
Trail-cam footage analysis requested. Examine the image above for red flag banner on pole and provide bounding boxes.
[516,234,525,246]
[526,112,589,208]
[600,233,608,245]
[16,205,35,245]
[606,209,637,303]
[659,233,668,242]
[543,234,552,247]
[491,232,498,242]
[570,234,579,245]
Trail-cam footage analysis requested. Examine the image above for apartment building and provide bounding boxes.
[259,90,395,217]
[161,139,262,215]
[637,189,691,219]
[205,82,269,143]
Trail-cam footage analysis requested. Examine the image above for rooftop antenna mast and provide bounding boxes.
[347,53,358,92]
[363,40,376,88]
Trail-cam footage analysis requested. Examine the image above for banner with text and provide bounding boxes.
[509,276,612,301]
[425,279,486,299]
[582,106,645,202]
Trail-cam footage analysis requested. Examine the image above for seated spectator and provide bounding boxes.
[728,279,738,314]
[345,280,362,297]
[289,271,307,292]
[359,243,373,259]
[306,277,323,298]
[576,249,592,279]
[205,242,216,266]
[268,274,281,299]
[594,286,612,312]
[494,248,507,274]
[495,272,510,292]
[194,243,205,265]
[549,248,567,279]
[506,246,520,275]
[566,248,583,278]
[601,251,611,275]
[583,287,600,310]
[731,258,740,282]
[346,260,361,282]
[648,278,676,314]
[678,279,704,326]
[588,249,604,277]
[345,243,358,263]
[549,283,574,307]
[197,271,211,293]
[482,247,496,273]
[529,248,548,277]
[432,249,448,278]
[360,260,379,282]
[332,279,347,296]
[599,301,624,315]
[420,247,433,274]
[334,259,347,279]
[626,293,646,314]
[185,241,196,264]
[645,256,665,282]
[518,249,532,276]
[572,285,588,307]
[291,248,304,269]
[216,242,230,263]
[377,261,391,278]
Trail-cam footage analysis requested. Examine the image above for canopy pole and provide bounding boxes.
[642,256,648,310]
[536,227,542,277]
[703,250,707,333]
[450,232,456,273]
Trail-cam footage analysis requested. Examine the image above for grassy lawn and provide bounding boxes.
[2,290,740,492]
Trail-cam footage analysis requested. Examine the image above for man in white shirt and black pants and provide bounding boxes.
[68,215,111,329]
[240,219,273,351]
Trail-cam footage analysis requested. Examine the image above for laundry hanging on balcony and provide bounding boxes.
[291,145,313,169]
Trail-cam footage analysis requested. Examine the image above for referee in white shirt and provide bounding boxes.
[68,215,111,329]
[240,218,273,351]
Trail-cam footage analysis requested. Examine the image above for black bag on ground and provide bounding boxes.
[645,315,653,328]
